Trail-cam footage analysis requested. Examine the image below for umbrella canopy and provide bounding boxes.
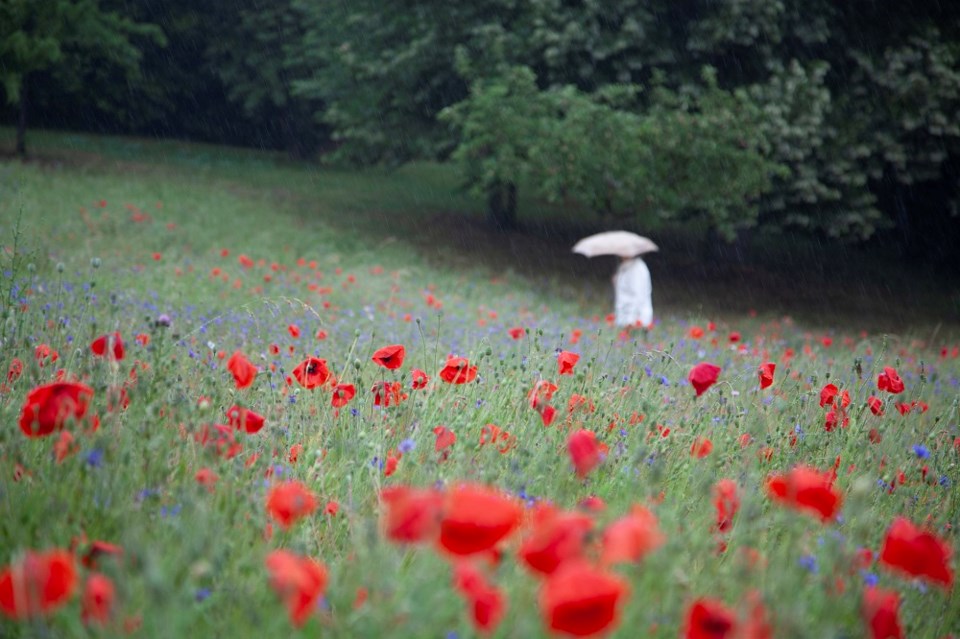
[572,231,658,258]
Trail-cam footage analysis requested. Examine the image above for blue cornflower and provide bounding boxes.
[136,488,159,502]
[160,504,182,518]
[798,555,818,573]
[861,572,879,587]
[398,438,416,453]
[85,448,104,468]
[912,445,930,459]
[195,588,212,602]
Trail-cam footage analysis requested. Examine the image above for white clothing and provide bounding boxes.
[614,257,653,327]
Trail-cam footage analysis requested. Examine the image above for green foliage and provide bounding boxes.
[440,66,547,201]
[445,66,784,239]
[0,0,162,104]
[207,0,321,158]
[747,61,885,239]
[292,0,534,165]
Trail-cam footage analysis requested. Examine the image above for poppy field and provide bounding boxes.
[1,145,959,638]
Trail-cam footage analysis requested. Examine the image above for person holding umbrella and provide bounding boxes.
[572,231,658,331]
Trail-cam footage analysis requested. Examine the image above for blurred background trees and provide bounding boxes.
[2,0,958,258]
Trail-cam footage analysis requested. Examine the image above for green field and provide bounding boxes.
[0,131,958,638]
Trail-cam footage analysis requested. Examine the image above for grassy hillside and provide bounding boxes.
[4,128,958,335]
[0,130,957,638]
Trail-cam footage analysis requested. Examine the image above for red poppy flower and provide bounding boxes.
[434,425,457,452]
[737,591,772,639]
[453,562,506,635]
[226,405,266,434]
[7,357,23,384]
[292,357,331,389]
[862,586,903,639]
[372,344,405,370]
[384,451,400,476]
[227,351,258,389]
[518,505,593,576]
[0,549,77,619]
[411,369,429,389]
[383,451,403,477]
[508,327,525,340]
[824,407,850,431]
[438,484,522,557]
[758,362,775,389]
[879,517,954,588]
[529,380,559,426]
[690,437,713,459]
[331,383,356,408]
[380,486,445,544]
[372,380,407,407]
[820,383,839,407]
[567,429,603,478]
[689,362,721,396]
[558,351,580,376]
[81,573,115,626]
[579,495,606,512]
[197,423,243,459]
[682,598,738,639]
[53,430,78,463]
[266,481,318,529]
[479,424,516,454]
[19,381,94,438]
[766,466,842,522]
[868,396,884,416]
[439,356,478,384]
[265,550,328,627]
[90,332,125,361]
[287,324,301,339]
[713,479,739,534]
[877,367,905,394]
[601,505,664,566]
[34,343,59,366]
[540,560,629,638]
[689,326,705,339]
[80,541,123,570]
[195,467,218,489]
[567,394,596,414]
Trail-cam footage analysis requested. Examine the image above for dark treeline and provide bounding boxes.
[2,0,959,259]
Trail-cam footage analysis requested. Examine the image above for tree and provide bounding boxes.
[208,0,323,159]
[0,0,162,156]
[292,0,534,166]
[444,65,784,238]
[290,0,960,248]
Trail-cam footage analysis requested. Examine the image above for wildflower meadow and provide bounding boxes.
[1,141,958,638]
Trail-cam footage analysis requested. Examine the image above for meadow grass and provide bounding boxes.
[0,131,958,638]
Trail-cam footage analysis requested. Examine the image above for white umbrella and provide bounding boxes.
[572,231,658,258]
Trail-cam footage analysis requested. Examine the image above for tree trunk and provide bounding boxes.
[15,76,28,158]
[281,111,308,161]
[703,225,750,265]
[487,180,517,231]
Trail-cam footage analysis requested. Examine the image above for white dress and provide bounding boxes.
[614,257,653,328]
